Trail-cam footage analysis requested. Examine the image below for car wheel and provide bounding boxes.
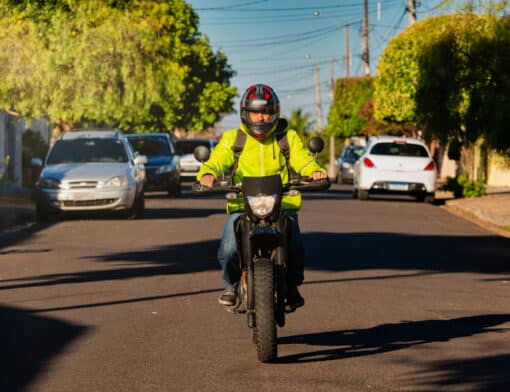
[358,190,369,200]
[168,181,182,197]
[352,188,358,199]
[127,192,145,219]
[36,202,58,222]
[424,194,435,204]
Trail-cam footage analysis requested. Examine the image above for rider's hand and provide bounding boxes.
[312,171,327,181]
[200,174,215,188]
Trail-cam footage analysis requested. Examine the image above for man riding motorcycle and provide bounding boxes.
[197,84,327,308]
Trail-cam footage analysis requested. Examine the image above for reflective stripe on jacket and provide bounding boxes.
[196,124,326,214]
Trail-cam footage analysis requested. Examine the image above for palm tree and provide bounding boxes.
[286,109,313,139]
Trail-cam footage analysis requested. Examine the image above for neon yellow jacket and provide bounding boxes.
[196,123,326,214]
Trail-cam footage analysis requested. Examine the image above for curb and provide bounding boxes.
[440,203,510,239]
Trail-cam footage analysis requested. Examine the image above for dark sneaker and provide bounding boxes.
[218,290,237,306]
[286,285,305,308]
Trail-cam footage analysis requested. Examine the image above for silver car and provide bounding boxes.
[33,130,147,221]
[174,138,218,181]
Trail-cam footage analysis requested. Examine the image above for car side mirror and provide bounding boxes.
[31,158,43,167]
[308,137,324,154]
[133,155,147,165]
[194,146,210,162]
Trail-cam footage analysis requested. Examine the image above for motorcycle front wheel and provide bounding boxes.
[254,257,277,363]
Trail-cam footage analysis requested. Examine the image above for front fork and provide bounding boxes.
[236,213,289,328]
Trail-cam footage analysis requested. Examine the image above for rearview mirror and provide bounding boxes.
[133,155,147,165]
[31,158,43,167]
[194,146,210,162]
[308,137,324,154]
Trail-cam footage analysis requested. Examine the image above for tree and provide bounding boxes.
[0,0,237,133]
[326,77,374,139]
[286,109,313,139]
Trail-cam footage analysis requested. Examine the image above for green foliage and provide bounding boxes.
[441,172,486,198]
[376,14,510,155]
[286,109,313,139]
[0,0,237,132]
[327,77,374,138]
[22,129,48,168]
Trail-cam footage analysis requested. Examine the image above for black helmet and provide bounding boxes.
[240,84,280,140]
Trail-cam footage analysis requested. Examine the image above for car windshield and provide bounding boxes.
[46,138,129,164]
[370,142,428,157]
[128,137,171,157]
[175,140,214,155]
[344,147,364,160]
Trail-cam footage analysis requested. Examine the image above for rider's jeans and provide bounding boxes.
[218,210,304,291]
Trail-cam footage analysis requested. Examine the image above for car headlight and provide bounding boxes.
[156,164,172,174]
[247,194,277,218]
[104,176,127,187]
[40,177,60,189]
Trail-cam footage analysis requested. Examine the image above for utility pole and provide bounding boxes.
[362,0,370,76]
[314,66,323,132]
[407,0,416,25]
[327,57,337,180]
[345,24,350,78]
[313,67,322,132]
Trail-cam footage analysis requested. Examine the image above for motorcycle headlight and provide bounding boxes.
[342,162,352,168]
[40,177,60,189]
[247,194,277,218]
[156,164,172,174]
[104,176,127,187]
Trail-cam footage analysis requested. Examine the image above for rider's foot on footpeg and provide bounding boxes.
[286,286,305,309]
[218,290,237,306]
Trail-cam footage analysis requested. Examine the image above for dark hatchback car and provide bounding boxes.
[126,133,181,196]
[336,145,364,183]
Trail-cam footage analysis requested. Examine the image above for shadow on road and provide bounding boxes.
[0,239,220,290]
[0,304,88,392]
[405,354,510,392]
[304,232,510,274]
[2,231,509,291]
[278,314,510,390]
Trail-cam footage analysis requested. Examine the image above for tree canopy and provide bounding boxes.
[0,0,237,132]
[326,77,374,139]
[375,13,510,153]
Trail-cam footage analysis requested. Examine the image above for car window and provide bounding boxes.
[128,136,172,157]
[370,142,428,157]
[175,140,214,155]
[46,138,129,164]
[345,147,364,160]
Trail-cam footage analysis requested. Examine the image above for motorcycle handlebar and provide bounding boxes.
[192,177,330,194]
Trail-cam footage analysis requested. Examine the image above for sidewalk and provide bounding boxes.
[442,186,510,237]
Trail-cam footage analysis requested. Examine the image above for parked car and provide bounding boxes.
[126,133,181,196]
[336,145,364,183]
[174,138,218,181]
[32,130,146,221]
[353,135,437,202]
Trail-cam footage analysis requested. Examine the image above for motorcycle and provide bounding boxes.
[192,137,330,363]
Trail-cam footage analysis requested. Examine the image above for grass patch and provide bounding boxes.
[500,226,510,232]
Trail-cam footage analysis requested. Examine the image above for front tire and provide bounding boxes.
[254,258,277,363]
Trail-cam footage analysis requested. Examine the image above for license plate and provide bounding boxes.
[388,182,408,191]
[70,192,95,201]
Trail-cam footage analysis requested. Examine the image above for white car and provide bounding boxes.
[33,130,147,220]
[353,136,437,202]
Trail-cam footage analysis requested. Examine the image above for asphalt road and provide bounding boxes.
[1,184,509,392]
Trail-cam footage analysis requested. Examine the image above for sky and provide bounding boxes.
[186,0,448,133]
